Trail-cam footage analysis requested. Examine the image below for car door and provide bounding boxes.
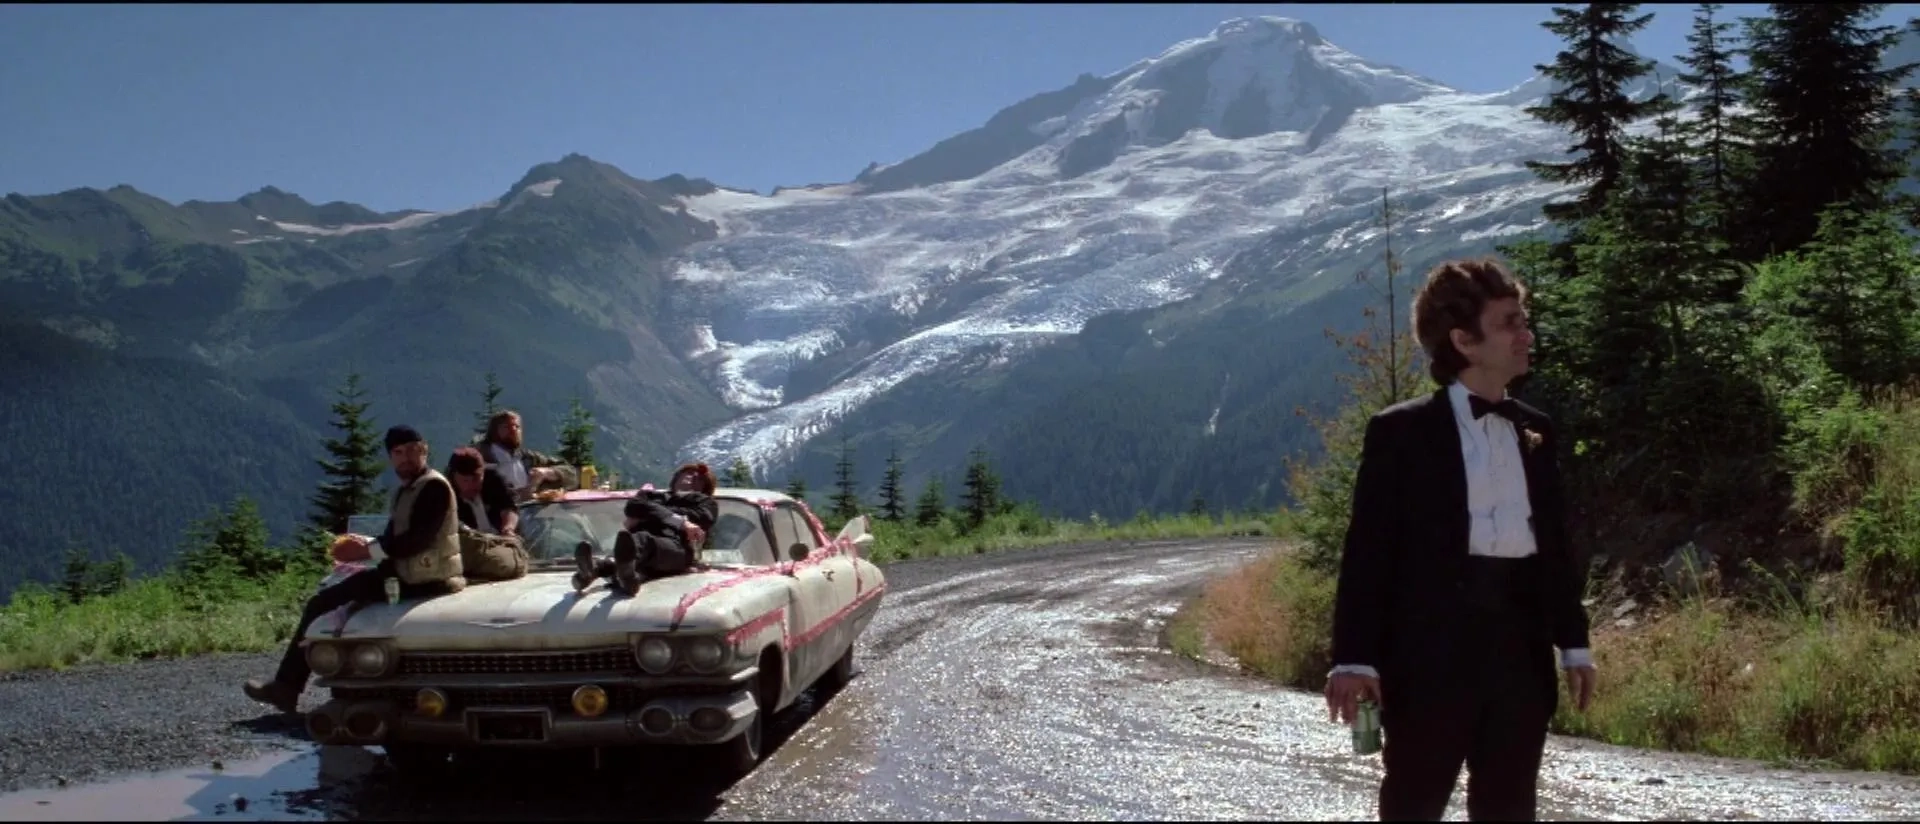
[770,502,839,685]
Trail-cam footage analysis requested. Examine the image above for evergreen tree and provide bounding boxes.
[60,548,94,605]
[308,373,386,535]
[474,371,505,440]
[783,475,809,505]
[1524,3,1673,222]
[1738,4,1917,256]
[179,497,288,584]
[1675,3,1750,252]
[1187,495,1208,518]
[959,448,1002,527]
[557,396,596,469]
[829,435,862,521]
[914,477,946,527]
[722,457,755,488]
[877,448,907,522]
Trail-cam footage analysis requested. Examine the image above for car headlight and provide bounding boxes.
[349,643,391,677]
[682,636,727,673]
[307,642,343,677]
[636,637,673,674]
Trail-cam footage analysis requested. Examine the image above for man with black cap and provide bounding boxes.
[243,425,467,714]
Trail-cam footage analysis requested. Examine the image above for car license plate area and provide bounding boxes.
[469,708,550,743]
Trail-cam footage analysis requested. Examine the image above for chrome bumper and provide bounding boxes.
[307,689,758,749]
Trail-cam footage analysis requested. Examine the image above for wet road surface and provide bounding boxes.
[3,538,1919,821]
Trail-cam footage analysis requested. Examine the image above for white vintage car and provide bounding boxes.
[303,487,886,777]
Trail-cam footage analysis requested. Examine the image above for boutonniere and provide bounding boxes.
[1519,426,1543,454]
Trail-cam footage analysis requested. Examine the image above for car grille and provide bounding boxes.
[342,683,737,713]
[397,648,637,677]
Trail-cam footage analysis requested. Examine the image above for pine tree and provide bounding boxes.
[877,448,907,522]
[180,497,287,584]
[783,475,809,505]
[829,435,862,521]
[959,448,1001,528]
[557,396,596,469]
[722,457,755,488]
[1674,3,1750,252]
[474,371,505,440]
[308,373,386,535]
[1738,4,1917,256]
[914,477,946,527]
[1524,3,1673,222]
[60,548,93,605]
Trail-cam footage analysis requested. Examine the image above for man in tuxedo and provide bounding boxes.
[1324,257,1596,821]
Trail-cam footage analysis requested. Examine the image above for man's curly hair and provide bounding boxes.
[1411,257,1529,387]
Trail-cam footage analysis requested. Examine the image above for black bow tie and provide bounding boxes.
[1468,394,1525,425]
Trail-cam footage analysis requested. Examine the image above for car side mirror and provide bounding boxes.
[787,542,811,562]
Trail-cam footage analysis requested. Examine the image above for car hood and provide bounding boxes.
[334,569,781,649]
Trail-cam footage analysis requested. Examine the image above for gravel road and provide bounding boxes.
[3,537,1919,821]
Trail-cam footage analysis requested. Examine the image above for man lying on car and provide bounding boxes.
[572,462,719,594]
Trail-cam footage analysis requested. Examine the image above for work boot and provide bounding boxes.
[613,531,643,595]
[571,541,597,592]
[243,677,301,714]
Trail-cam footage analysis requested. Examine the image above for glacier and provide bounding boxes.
[665,16,1677,475]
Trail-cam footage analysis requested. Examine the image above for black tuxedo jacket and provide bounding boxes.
[1329,387,1591,697]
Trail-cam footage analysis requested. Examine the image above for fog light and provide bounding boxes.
[308,713,337,741]
[415,688,448,718]
[345,711,383,739]
[638,707,674,735]
[689,707,729,733]
[307,643,342,677]
[572,685,610,718]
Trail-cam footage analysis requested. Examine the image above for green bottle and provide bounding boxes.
[1353,699,1383,756]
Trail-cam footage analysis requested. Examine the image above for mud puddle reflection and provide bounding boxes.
[0,684,851,822]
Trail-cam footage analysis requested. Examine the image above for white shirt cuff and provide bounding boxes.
[1560,647,1593,668]
[1329,664,1380,679]
[367,538,387,564]
[670,514,687,530]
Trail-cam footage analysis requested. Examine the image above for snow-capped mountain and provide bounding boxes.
[665,16,1680,475]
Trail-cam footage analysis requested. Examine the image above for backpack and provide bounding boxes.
[459,526,530,582]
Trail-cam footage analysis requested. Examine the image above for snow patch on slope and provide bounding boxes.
[665,19,1666,473]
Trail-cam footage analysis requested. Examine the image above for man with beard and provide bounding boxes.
[243,425,465,714]
[477,409,574,500]
[1323,258,1596,821]
[572,462,719,594]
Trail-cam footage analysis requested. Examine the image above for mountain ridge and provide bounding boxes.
[4,13,1908,598]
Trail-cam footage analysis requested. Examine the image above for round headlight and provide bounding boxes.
[349,643,389,677]
[637,637,673,674]
[683,636,726,673]
[307,643,342,677]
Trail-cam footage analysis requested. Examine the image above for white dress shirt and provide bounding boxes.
[1331,382,1593,679]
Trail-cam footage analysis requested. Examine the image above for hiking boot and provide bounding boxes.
[571,541,597,592]
[243,677,301,714]
[613,531,643,595]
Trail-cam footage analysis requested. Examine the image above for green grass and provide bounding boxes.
[0,508,1280,675]
[1176,545,1920,776]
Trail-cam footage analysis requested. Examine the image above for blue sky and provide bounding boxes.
[1,3,1911,213]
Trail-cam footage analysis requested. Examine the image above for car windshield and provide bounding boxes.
[516,500,627,566]
[515,496,776,568]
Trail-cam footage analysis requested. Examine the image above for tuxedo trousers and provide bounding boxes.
[1377,555,1557,822]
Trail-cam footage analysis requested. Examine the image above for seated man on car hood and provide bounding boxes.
[244,425,466,714]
